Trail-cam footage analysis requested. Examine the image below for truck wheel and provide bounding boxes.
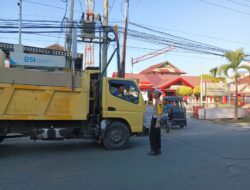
[0,131,6,143]
[103,121,130,150]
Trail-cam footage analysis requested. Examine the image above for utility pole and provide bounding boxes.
[71,25,77,89]
[102,0,108,76]
[200,63,203,106]
[18,0,22,45]
[66,0,74,52]
[121,0,129,78]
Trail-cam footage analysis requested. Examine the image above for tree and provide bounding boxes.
[176,86,192,96]
[193,86,200,100]
[218,49,250,120]
[200,68,225,83]
[209,67,218,78]
[193,86,200,95]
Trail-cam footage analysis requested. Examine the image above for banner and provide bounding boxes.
[203,83,229,96]
[10,52,66,68]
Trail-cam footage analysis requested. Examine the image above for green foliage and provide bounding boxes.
[218,48,250,119]
[209,67,218,78]
[193,86,200,95]
[176,86,192,96]
[218,49,249,78]
[200,74,225,83]
[201,74,212,81]
[225,49,245,68]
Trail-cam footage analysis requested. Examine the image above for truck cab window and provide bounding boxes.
[109,80,139,104]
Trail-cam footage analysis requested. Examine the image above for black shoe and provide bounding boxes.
[147,150,159,156]
[156,150,161,154]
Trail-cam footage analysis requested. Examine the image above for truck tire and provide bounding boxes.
[0,130,6,143]
[0,136,4,143]
[102,121,130,150]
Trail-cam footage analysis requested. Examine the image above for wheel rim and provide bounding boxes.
[110,129,124,144]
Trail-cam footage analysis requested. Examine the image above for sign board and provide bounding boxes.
[203,82,229,96]
[10,52,66,68]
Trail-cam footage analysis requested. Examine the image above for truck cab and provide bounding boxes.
[100,78,145,149]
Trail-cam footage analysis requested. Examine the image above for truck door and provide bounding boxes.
[102,79,145,133]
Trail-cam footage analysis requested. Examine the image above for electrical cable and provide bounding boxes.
[78,0,84,13]
[108,0,116,16]
[0,18,249,59]
[225,0,250,8]
[195,0,250,16]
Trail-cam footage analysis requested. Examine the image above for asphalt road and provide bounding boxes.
[1,118,250,190]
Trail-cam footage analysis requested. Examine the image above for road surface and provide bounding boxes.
[1,118,250,190]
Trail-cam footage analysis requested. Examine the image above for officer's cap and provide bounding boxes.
[153,89,162,96]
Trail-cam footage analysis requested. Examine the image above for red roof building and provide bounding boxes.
[113,61,201,96]
[139,61,186,75]
[230,75,250,96]
[46,44,65,51]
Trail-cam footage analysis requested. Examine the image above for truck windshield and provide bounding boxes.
[109,80,139,104]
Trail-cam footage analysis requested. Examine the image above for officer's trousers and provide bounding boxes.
[149,117,161,151]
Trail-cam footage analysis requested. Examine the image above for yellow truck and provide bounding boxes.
[0,22,146,149]
[0,21,147,149]
[0,66,145,149]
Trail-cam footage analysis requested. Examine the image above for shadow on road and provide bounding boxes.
[0,139,102,158]
[0,137,142,158]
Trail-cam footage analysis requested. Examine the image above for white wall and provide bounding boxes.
[198,108,248,120]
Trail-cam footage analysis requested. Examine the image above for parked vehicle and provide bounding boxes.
[163,96,187,128]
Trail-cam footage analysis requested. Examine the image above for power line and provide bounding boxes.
[23,0,82,13]
[242,0,250,3]
[125,46,224,61]
[169,51,225,61]
[127,21,250,46]
[23,14,62,19]
[131,0,142,16]
[127,22,227,52]
[23,0,65,10]
[58,0,69,44]
[78,0,84,13]
[0,20,228,57]
[110,18,250,46]
[108,0,116,16]
[225,0,250,8]
[195,0,250,16]
[1,17,249,58]
[0,36,64,43]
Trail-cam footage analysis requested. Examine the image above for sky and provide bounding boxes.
[0,0,250,77]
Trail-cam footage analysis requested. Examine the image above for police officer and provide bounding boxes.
[148,89,163,156]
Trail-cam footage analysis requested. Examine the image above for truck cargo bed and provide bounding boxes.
[0,69,90,121]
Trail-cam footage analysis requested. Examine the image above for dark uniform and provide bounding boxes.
[148,91,162,156]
